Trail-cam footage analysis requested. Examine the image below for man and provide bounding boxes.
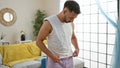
[36,0,81,68]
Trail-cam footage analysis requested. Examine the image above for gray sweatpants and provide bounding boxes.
[46,56,74,68]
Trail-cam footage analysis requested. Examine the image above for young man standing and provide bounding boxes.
[36,0,81,68]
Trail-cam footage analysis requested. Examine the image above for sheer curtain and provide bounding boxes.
[96,0,120,68]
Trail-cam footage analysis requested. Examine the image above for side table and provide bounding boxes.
[18,40,32,44]
[0,40,9,45]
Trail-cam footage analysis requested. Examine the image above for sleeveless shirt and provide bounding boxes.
[44,15,73,58]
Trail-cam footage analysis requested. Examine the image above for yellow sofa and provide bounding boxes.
[0,41,44,68]
[0,40,84,68]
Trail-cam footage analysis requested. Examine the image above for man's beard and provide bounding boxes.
[63,16,71,23]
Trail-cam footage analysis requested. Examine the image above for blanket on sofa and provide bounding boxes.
[0,41,42,67]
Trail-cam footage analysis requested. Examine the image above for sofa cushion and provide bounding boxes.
[12,60,41,68]
[2,44,33,65]
[6,56,41,67]
[24,41,41,56]
[2,43,41,67]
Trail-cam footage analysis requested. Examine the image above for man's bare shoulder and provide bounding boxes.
[42,20,52,33]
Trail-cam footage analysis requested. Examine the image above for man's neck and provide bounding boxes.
[57,13,64,23]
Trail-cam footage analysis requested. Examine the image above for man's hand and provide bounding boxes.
[51,55,60,63]
[73,49,79,57]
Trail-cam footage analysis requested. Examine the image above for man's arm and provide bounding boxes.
[71,23,79,57]
[36,21,60,62]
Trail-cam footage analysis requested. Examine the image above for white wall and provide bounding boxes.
[41,0,59,16]
[0,0,60,44]
[0,0,43,44]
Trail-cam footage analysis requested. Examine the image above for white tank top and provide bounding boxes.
[44,15,73,58]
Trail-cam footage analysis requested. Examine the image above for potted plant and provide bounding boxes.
[32,10,47,39]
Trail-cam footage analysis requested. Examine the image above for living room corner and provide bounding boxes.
[0,0,84,68]
[0,0,58,44]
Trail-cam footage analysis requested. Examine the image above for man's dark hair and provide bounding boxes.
[64,0,81,14]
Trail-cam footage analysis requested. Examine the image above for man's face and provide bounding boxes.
[63,9,78,23]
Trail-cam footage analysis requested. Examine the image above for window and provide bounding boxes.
[59,0,118,68]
